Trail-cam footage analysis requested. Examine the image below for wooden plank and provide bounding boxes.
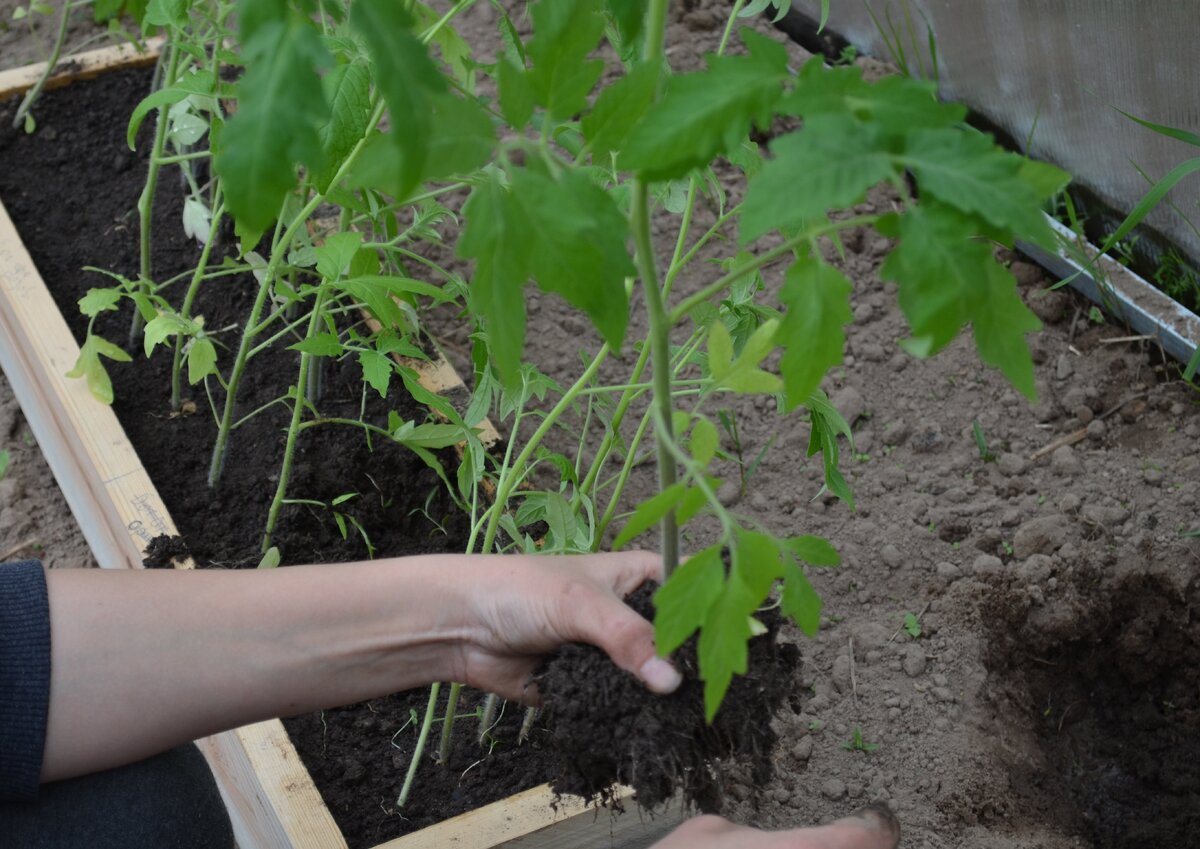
[377,785,683,849]
[0,37,163,101]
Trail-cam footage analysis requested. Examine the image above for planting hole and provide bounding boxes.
[984,559,1200,848]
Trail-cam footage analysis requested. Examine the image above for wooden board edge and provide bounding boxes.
[197,721,348,849]
[0,37,164,101]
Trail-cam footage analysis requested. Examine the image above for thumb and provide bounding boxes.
[799,804,901,849]
[565,589,682,695]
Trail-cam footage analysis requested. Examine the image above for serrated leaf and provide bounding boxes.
[780,61,965,131]
[733,529,786,599]
[143,0,186,27]
[289,333,343,356]
[79,288,121,317]
[690,417,719,466]
[581,60,659,160]
[527,0,606,122]
[741,114,894,244]
[621,29,789,180]
[127,70,216,149]
[653,545,724,655]
[902,128,1054,248]
[425,92,495,180]
[708,318,783,394]
[785,534,840,567]
[459,174,530,387]
[498,57,534,129]
[971,259,1041,399]
[780,561,822,636]
[350,0,444,201]
[358,348,393,396]
[397,422,465,448]
[1018,158,1071,200]
[215,0,330,231]
[613,482,686,550]
[143,314,185,356]
[315,231,363,281]
[777,257,853,410]
[698,579,756,722]
[187,337,217,384]
[508,168,633,352]
[314,62,371,191]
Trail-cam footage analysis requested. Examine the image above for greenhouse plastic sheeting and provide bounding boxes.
[790,0,1200,264]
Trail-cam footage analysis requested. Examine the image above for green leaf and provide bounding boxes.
[215,0,330,231]
[903,612,921,638]
[622,29,789,180]
[315,231,363,281]
[314,62,371,191]
[143,0,187,28]
[690,416,719,466]
[459,173,530,387]
[698,579,756,722]
[143,313,188,356]
[777,257,853,410]
[357,348,393,396]
[780,61,964,131]
[902,128,1054,248]
[785,534,840,567]
[498,57,534,130]
[508,168,633,353]
[127,70,217,149]
[740,115,894,244]
[79,288,122,317]
[350,0,445,200]
[527,0,606,122]
[396,422,465,448]
[257,546,281,569]
[780,560,822,637]
[425,92,495,180]
[67,335,130,405]
[542,491,577,551]
[613,483,686,550]
[581,60,659,160]
[187,337,217,384]
[881,202,1039,397]
[1018,158,1071,200]
[604,0,645,55]
[652,545,724,655]
[289,333,343,356]
[733,529,786,599]
[708,318,783,394]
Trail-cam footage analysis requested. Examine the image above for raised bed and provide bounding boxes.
[0,44,681,849]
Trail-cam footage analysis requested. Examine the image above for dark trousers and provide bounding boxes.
[0,744,234,849]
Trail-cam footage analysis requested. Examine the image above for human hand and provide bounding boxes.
[444,551,682,702]
[651,806,900,849]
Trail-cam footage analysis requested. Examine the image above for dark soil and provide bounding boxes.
[541,583,799,812]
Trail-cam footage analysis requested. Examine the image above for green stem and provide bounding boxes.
[12,0,71,129]
[437,682,462,764]
[397,682,440,807]
[207,98,386,487]
[131,43,181,346]
[261,285,327,552]
[171,187,224,411]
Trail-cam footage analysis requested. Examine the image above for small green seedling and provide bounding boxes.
[972,421,997,463]
[1088,305,1106,324]
[841,726,880,753]
[902,611,922,638]
[0,449,10,480]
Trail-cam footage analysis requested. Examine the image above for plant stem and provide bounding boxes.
[207,98,386,486]
[171,186,224,411]
[437,682,462,764]
[397,681,440,807]
[12,0,71,129]
[131,43,181,346]
[261,285,327,552]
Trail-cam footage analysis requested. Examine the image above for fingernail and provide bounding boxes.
[640,657,683,694]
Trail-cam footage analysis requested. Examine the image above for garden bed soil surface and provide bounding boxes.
[3,3,1200,849]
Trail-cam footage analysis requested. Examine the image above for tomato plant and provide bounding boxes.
[63,0,1067,802]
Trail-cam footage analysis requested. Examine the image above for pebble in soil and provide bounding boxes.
[539,583,800,812]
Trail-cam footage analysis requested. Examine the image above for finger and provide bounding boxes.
[798,805,901,849]
[581,550,663,596]
[561,583,682,694]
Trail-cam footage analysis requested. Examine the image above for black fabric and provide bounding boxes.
[0,560,51,802]
[0,743,235,849]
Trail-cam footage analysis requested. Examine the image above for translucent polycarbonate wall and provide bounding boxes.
[791,0,1200,265]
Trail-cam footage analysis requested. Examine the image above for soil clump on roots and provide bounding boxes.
[540,583,800,812]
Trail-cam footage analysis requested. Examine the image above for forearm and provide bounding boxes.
[41,558,471,782]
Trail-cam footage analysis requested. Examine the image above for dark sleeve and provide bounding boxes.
[0,560,51,802]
